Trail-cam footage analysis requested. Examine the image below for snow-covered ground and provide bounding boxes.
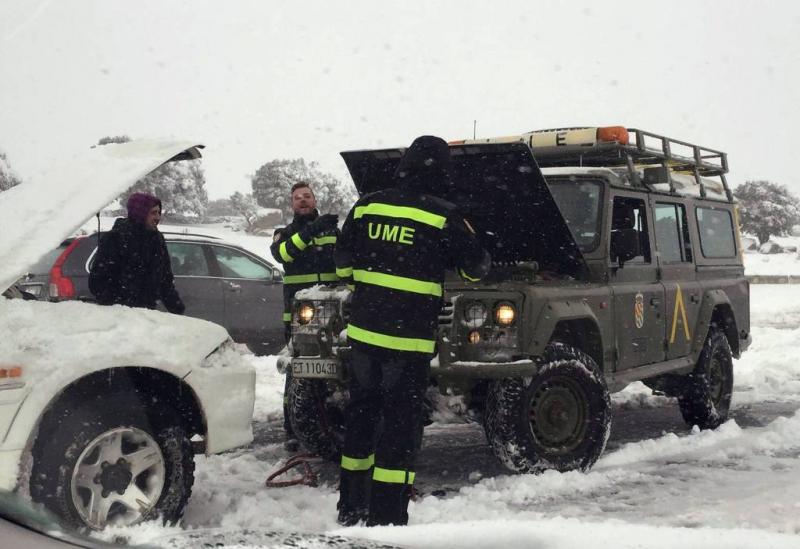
[93,284,800,548]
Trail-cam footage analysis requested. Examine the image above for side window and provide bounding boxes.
[213,246,272,279]
[696,207,736,258]
[610,196,651,263]
[655,203,693,263]
[167,242,210,276]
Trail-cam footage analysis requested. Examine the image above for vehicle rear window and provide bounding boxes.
[26,245,67,275]
[695,207,736,258]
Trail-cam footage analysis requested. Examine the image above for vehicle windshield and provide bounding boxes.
[546,178,603,252]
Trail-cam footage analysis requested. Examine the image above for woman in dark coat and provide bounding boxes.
[89,192,185,314]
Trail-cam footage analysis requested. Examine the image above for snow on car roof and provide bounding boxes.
[0,140,203,292]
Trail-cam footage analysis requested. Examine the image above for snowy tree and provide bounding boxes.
[734,181,800,244]
[250,158,357,218]
[0,150,22,192]
[229,191,260,229]
[97,136,209,217]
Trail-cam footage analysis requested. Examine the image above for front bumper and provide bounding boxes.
[185,364,256,454]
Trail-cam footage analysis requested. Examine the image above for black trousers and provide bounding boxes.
[338,346,430,526]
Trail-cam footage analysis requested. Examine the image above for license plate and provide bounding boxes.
[292,358,339,379]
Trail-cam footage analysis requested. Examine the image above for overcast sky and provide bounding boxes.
[1,0,799,199]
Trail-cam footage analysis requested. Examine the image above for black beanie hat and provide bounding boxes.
[394,135,450,183]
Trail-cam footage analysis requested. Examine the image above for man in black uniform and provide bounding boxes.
[334,136,491,526]
[270,182,339,445]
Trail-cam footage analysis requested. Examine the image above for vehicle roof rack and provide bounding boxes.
[455,127,734,202]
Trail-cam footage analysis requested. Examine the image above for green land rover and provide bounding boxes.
[280,126,751,474]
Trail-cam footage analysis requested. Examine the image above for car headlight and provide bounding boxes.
[297,302,315,325]
[494,303,515,326]
[462,301,488,328]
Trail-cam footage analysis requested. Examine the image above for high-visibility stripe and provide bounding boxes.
[282,312,292,322]
[341,454,375,471]
[336,266,353,278]
[459,268,481,282]
[279,242,293,263]
[347,323,435,353]
[314,236,337,246]
[347,284,355,291]
[354,203,446,229]
[283,272,339,284]
[283,273,320,284]
[353,269,442,297]
[291,233,309,251]
[373,466,415,484]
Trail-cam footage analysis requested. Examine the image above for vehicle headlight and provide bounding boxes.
[462,301,488,328]
[494,303,516,326]
[297,302,315,325]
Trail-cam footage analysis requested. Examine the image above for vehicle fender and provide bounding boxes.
[692,290,739,358]
[527,300,602,361]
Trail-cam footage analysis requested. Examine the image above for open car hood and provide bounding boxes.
[341,142,588,278]
[0,140,204,292]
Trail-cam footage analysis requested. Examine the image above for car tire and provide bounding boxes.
[678,327,733,429]
[30,392,195,530]
[484,342,611,473]
[287,378,345,461]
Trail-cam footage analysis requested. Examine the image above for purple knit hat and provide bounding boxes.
[126,192,162,224]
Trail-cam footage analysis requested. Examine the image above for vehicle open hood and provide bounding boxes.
[0,140,203,292]
[341,142,588,278]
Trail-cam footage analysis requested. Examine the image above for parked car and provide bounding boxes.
[0,140,256,531]
[16,232,286,355]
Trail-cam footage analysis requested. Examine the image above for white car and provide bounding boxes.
[0,141,255,530]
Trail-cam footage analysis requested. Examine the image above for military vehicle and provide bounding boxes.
[280,126,751,473]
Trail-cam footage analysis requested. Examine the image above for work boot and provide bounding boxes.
[336,504,368,526]
[366,482,411,526]
[283,437,300,452]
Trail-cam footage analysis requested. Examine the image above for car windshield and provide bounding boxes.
[0,2,797,549]
[546,178,603,252]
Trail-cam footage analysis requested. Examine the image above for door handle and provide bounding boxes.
[226,282,242,292]
[690,294,700,303]
[650,297,661,306]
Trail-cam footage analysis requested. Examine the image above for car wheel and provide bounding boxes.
[678,328,733,429]
[287,378,345,461]
[484,342,611,473]
[30,393,194,530]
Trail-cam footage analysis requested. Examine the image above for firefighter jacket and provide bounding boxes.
[335,188,490,355]
[270,211,339,323]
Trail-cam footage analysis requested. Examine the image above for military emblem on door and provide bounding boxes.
[634,292,644,329]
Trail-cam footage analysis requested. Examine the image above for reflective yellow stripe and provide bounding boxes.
[347,323,435,353]
[354,203,446,229]
[459,268,481,282]
[314,236,337,246]
[282,312,292,322]
[373,466,415,484]
[353,269,442,297]
[347,284,355,291]
[283,273,319,284]
[336,266,353,278]
[291,232,309,251]
[279,242,293,263]
[341,454,375,471]
[283,272,339,284]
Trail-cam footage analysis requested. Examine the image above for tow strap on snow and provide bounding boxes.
[265,453,320,488]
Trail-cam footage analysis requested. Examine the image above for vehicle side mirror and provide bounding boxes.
[611,228,640,267]
[272,270,283,282]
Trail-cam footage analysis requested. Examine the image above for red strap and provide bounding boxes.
[265,453,319,488]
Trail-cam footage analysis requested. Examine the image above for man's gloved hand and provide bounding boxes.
[309,213,339,235]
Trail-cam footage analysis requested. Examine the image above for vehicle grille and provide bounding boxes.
[439,299,454,327]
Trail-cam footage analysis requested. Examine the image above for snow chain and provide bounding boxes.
[265,453,321,488]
